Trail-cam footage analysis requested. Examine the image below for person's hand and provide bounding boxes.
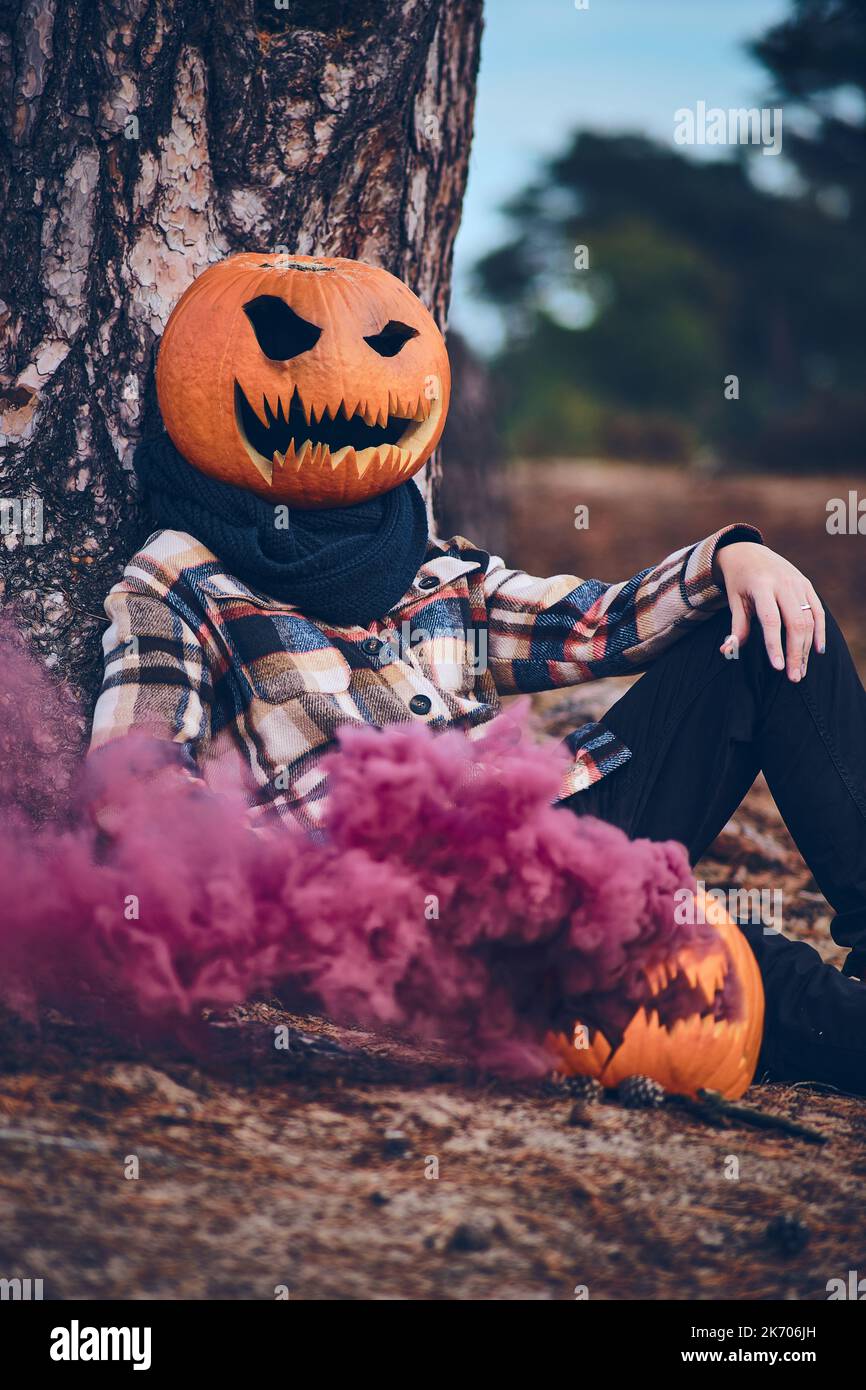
[713,541,826,682]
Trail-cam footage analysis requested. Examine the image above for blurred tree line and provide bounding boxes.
[473,0,866,469]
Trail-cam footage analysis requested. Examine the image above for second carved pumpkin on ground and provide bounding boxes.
[547,888,765,1099]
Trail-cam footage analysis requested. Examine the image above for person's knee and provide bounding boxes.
[686,607,734,656]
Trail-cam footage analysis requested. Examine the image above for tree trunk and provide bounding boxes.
[0,0,483,711]
[437,330,507,557]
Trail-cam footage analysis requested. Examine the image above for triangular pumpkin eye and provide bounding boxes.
[364,320,419,357]
[243,295,321,360]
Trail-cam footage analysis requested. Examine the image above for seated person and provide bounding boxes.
[91,254,866,1095]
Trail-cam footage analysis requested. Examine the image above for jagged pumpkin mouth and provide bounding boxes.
[234,379,442,489]
[563,942,742,1049]
[547,891,764,1100]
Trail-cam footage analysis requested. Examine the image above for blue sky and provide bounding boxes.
[451,0,791,343]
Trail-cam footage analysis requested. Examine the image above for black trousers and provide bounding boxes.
[563,604,866,1094]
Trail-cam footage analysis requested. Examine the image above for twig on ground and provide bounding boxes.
[667,1088,829,1144]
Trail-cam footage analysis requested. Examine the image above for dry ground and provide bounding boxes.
[0,1007,864,1302]
[0,462,864,1301]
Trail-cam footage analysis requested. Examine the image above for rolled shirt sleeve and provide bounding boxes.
[483,523,763,693]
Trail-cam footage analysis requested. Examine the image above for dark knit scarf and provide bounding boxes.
[134,433,429,627]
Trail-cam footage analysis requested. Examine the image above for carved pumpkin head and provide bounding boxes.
[156,253,451,508]
[547,889,764,1099]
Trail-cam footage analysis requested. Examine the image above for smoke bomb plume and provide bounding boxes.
[0,619,711,1075]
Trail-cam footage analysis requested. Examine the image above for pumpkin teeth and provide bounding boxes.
[548,889,763,1100]
[399,390,419,421]
[247,450,273,486]
[641,950,726,1012]
[294,388,314,427]
[697,954,727,1006]
[329,445,357,474]
[645,963,668,996]
[234,374,444,499]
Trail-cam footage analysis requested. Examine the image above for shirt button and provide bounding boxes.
[409,694,432,716]
[417,575,438,590]
[361,637,381,656]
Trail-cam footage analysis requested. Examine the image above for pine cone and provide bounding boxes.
[618,1074,666,1108]
[564,1075,604,1104]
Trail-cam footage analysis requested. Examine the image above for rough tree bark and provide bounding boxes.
[0,0,484,712]
[438,330,507,557]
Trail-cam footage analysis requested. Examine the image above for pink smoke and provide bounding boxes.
[0,618,715,1075]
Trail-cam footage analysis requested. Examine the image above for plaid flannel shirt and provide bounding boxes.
[90,518,760,830]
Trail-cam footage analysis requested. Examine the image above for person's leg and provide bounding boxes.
[563,603,866,1091]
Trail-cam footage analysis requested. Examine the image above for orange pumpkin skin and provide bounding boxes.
[156,253,451,508]
[547,889,764,1099]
